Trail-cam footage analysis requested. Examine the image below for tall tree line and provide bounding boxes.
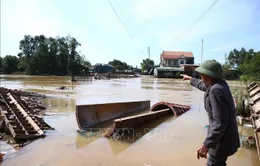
[0,35,91,75]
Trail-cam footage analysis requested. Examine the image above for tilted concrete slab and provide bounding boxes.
[105,108,171,138]
[150,102,191,116]
[105,102,191,139]
[76,100,150,130]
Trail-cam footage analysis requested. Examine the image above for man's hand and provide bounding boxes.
[197,144,209,159]
[180,74,192,81]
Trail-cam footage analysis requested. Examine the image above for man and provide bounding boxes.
[182,60,240,166]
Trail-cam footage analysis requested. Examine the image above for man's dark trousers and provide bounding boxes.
[207,154,227,166]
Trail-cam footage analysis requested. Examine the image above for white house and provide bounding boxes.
[160,51,194,67]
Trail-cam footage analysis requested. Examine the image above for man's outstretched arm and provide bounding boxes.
[181,74,207,92]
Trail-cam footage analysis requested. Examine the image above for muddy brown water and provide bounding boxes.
[0,75,258,166]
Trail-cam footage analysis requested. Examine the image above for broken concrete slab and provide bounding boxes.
[105,102,191,139]
[105,108,171,138]
[76,100,150,130]
[151,102,191,116]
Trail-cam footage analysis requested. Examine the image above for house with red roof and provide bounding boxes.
[160,51,194,67]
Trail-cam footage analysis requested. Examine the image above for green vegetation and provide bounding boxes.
[140,58,154,73]
[224,48,259,116]
[0,35,90,76]
[108,59,133,70]
[224,47,260,82]
[0,35,142,75]
[0,55,19,74]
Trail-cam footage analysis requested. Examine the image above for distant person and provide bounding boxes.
[181,60,240,166]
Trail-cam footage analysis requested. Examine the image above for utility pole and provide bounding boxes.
[201,39,204,64]
[147,47,150,59]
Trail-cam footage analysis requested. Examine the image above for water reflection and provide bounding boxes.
[76,132,101,149]
[140,76,193,91]
[141,86,154,90]
[42,98,76,113]
[75,121,113,149]
[75,113,175,156]
[111,83,126,87]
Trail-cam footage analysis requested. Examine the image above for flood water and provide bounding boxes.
[0,75,258,166]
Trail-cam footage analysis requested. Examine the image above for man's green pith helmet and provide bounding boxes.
[195,60,223,79]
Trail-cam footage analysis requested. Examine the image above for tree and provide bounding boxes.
[222,54,240,80]
[2,55,19,74]
[56,37,69,75]
[0,56,3,69]
[226,48,260,81]
[239,51,260,80]
[67,36,82,80]
[83,59,91,67]
[140,58,154,72]
[108,59,131,70]
[227,47,247,68]
[17,34,87,76]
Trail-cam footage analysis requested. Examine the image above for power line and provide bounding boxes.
[179,0,220,39]
[107,0,146,56]
[166,0,220,47]
[201,39,204,64]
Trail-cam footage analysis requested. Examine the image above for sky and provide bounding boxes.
[1,0,260,67]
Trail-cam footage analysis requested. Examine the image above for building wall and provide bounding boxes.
[161,58,186,67]
[161,57,194,67]
[178,59,186,66]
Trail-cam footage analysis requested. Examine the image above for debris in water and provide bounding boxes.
[105,102,191,139]
[243,124,253,128]
[0,87,53,149]
[57,86,67,90]
[242,136,256,148]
